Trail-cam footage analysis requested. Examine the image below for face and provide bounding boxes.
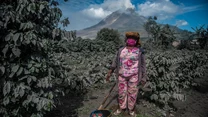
[126,38,137,46]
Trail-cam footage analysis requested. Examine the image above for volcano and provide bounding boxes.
[76,9,148,39]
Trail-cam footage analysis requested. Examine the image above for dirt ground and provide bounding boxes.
[45,83,166,117]
[45,70,208,117]
[172,71,208,117]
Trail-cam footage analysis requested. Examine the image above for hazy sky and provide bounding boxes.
[58,0,208,32]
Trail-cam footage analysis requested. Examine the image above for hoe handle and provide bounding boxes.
[98,82,116,110]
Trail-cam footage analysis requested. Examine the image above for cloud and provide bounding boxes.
[182,4,206,13]
[137,0,203,20]
[82,7,112,19]
[59,5,101,30]
[81,0,135,19]
[137,0,180,20]
[175,20,188,26]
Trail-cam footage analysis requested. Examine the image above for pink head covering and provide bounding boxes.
[126,38,137,46]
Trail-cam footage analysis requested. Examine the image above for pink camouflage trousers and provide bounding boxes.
[118,47,140,110]
[118,75,139,110]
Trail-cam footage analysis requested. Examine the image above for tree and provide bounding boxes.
[191,25,208,49]
[181,30,192,40]
[143,16,158,40]
[144,17,176,49]
[96,28,121,50]
[0,0,69,116]
[159,24,176,49]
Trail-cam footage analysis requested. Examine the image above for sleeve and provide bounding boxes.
[110,51,118,72]
[141,51,148,82]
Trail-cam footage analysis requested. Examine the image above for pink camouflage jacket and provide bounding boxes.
[110,46,148,83]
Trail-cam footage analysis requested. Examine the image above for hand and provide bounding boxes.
[106,72,111,83]
[106,70,113,83]
[141,79,146,86]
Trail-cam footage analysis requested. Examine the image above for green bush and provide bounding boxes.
[0,0,69,116]
[66,28,122,55]
[96,28,122,49]
[144,50,208,105]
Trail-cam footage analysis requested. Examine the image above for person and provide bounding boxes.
[106,31,147,116]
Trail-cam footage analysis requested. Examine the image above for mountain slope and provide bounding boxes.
[77,10,148,39]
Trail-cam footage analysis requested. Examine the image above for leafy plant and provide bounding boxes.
[96,28,122,50]
[143,17,176,49]
[66,30,121,54]
[0,0,70,116]
[192,25,208,49]
[144,50,208,105]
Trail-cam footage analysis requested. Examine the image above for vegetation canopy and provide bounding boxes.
[0,0,70,116]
